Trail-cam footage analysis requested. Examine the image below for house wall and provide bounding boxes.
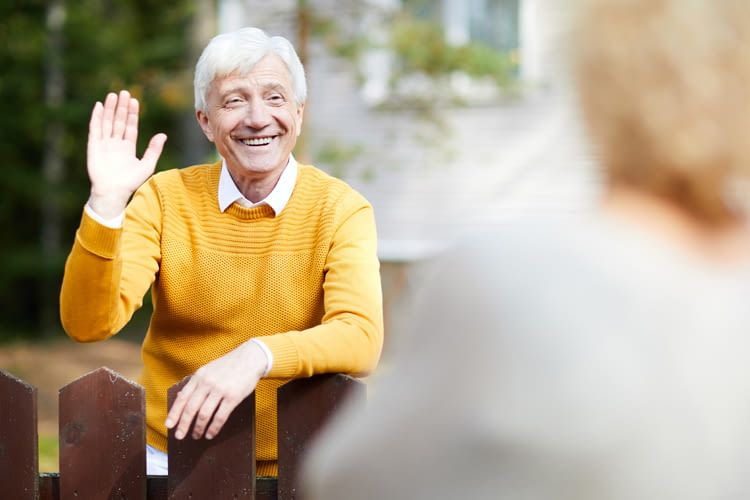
[224,0,599,347]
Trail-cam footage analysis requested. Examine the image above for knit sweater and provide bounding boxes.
[60,161,384,477]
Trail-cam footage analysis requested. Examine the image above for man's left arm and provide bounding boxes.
[262,200,384,379]
[167,196,384,440]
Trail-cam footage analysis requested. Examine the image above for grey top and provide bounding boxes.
[303,214,750,500]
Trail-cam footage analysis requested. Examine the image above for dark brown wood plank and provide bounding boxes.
[0,369,38,499]
[256,477,279,500]
[147,475,168,499]
[40,473,60,500]
[149,476,276,500]
[167,377,256,499]
[59,367,146,499]
[277,374,366,500]
[146,476,277,500]
[39,474,278,500]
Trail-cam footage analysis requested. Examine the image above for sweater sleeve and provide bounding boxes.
[262,194,384,379]
[60,179,162,342]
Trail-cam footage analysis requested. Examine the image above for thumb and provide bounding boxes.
[141,133,167,170]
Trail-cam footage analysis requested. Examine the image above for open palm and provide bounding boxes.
[87,90,167,217]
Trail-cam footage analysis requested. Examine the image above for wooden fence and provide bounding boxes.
[0,367,364,499]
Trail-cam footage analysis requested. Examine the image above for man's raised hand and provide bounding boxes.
[87,90,167,218]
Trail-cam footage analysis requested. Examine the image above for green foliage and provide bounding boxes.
[456,42,517,87]
[390,15,452,77]
[324,11,518,101]
[0,1,195,339]
[315,139,365,179]
[306,5,520,182]
[390,14,517,88]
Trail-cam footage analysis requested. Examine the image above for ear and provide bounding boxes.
[295,102,305,137]
[195,109,215,142]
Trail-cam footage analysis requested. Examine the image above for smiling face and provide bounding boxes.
[196,54,304,188]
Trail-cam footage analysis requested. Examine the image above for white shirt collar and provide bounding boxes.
[218,155,298,215]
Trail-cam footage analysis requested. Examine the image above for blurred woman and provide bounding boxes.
[302,1,750,498]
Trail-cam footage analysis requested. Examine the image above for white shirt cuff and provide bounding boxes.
[84,203,125,228]
[250,339,273,377]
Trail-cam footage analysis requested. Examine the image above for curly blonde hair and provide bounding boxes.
[573,0,750,223]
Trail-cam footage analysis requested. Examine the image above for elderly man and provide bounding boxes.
[60,27,383,476]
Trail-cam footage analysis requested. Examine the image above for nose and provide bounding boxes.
[243,97,272,129]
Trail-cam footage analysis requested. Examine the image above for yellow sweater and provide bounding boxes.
[60,162,384,476]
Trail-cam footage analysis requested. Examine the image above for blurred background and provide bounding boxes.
[0,0,597,470]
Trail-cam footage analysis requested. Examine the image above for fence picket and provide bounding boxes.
[59,367,146,500]
[0,369,39,500]
[1,367,361,499]
[167,377,256,499]
[277,374,366,500]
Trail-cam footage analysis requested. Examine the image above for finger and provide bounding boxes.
[101,92,117,138]
[124,97,139,144]
[88,101,103,142]
[141,133,167,170]
[111,90,131,139]
[165,378,196,430]
[204,397,240,440]
[174,386,210,440]
[191,392,223,440]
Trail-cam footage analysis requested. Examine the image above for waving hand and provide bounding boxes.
[87,90,167,218]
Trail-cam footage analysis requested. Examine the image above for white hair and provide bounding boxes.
[194,27,307,111]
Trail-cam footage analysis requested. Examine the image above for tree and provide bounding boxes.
[0,0,198,339]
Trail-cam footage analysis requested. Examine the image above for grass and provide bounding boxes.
[39,434,58,472]
[1,338,144,473]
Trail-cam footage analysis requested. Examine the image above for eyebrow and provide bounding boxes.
[259,82,292,99]
[220,81,290,97]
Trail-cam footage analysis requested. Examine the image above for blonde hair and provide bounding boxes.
[573,0,750,223]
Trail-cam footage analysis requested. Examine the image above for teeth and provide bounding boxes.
[240,137,273,146]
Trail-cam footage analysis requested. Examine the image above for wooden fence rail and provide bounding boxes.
[0,367,364,500]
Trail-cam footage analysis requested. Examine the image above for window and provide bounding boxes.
[358,0,521,105]
[405,0,520,52]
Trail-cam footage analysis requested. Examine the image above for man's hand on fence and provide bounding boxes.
[165,340,268,440]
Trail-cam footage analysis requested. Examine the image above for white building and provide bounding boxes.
[220,0,600,343]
